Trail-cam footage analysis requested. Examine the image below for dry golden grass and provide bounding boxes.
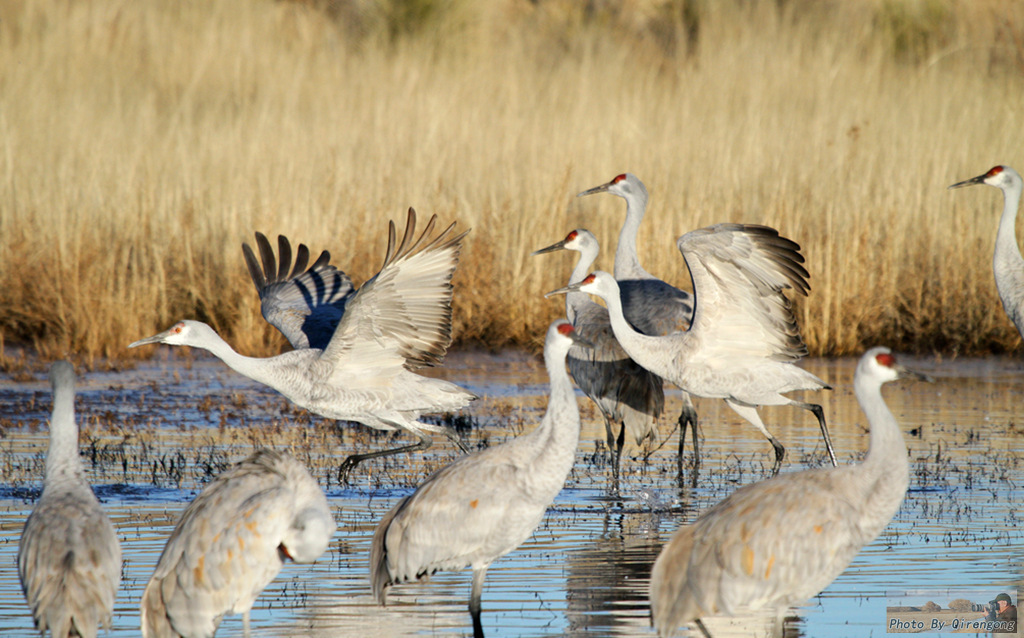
[1,0,1023,364]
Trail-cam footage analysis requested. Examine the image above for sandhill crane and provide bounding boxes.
[949,165,1024,340]
[371,319,588,638]
[649,347,930,637]
[532,229,664,489]
[129,209,476,479]
[17,361,122,638]
[141,449,334,638]
[578,174,701,474]
[547,223,838,474]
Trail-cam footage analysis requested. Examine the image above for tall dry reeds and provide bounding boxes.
[1,0,1022,364]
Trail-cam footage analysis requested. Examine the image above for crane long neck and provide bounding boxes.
[614,195,650,281]
[993,180,1024,313]
[565,246,599,322]
[528,345,581,480]
[854,374,909,532]
[599,283,659,368]
[197,330,279,387]
[45,382,85,486]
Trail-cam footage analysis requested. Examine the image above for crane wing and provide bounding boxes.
[618,278,694,336]
[242,232,355,351]
[321,208,469,372]
[678,224,809,364]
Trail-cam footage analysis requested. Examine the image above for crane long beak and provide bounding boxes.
[577,181,612,198]
[948,174,986,189]
[531,240,568,256]
[896,365,933,383]
[544,282,583,298]
[128,331,169,348]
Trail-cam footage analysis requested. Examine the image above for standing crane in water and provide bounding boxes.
[949,165,1024,340]
[548,223,838,474]
[371,320,588,638]
[533,229,664,490]
[577,174,701,474]
[649,347,930,637]
[18,361,122,638]
[141,449,334,638]
[129,209,476,479]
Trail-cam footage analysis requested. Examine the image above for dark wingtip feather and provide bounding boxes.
[243,239,267,291]
[256,232,277,287]
[276,235,292,282]
[291,244,310,279]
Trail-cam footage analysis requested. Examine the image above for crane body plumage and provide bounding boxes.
[130,209,476,476]
[532,229,664,485]
[17,361,122,638]
[371,320,587,638]
[950,165,1024,339]
[649,347,929,637]
[141,449,334,638]
[548,221,837,473]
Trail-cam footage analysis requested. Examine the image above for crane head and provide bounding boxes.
[544,271,617,301]
[128,320,209,348]
[531,229,599,257]
[577,173,648,206]
[859,347,933,386]
[551,319,593,349]
[949,165,1022,191]
[280,505,335,564]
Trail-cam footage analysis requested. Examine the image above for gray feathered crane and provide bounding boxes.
[950,165,1024,340]
[549,223,837,474]
[371,320,587,638]
[18,361,122,638]
[649,348,929,637]
[533,229,664,489]
[141,449,334,638]
[130,209,476,479]
[578,174,702,474]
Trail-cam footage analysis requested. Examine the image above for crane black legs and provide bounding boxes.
[676,399,700,488]
[337,425,469,483]
[470,567,488,638]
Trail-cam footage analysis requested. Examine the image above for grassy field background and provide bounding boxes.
[2,0,1023,366]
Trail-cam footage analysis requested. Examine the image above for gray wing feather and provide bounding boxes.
[678,224,809,363]
[242,232,355,351]
[322,208,469,370]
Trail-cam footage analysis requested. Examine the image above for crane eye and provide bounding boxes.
[875,352,895,368]
[583,274,597,284]
[988,166,1004,177]
[566,231,577,241]
[613,174,626,183]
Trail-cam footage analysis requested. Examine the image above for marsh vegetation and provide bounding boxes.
[1,0,1023,364]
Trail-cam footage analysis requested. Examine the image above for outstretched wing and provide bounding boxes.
[242,232,355,350]
[321,208,470,372]
[678,224,809,363]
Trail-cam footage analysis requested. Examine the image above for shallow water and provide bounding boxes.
[0,349,1021,637]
